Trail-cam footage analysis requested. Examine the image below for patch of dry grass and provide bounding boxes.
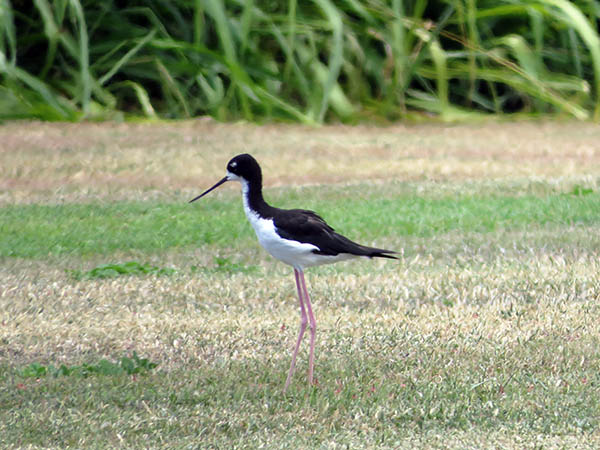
[2,120,600,204]
[2,244,599,368]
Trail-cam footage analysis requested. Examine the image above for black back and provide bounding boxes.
[273,208,397,259]
[229,153,397,259]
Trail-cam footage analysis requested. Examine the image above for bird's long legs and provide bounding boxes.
[284,268,316,392]
[284,269,308,392]
[298,269,316,387]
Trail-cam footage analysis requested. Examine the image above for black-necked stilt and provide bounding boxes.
[190,154,397,392]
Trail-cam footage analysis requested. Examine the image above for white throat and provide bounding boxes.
[239,178,253,218]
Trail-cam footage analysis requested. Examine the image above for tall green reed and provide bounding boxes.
[0,0,598,122]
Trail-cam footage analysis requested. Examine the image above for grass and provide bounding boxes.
[3,330,599,447]
[3,120,600,202]
[2,1,600,121]
[2,121,600,448]
[2,262,600,447]
[2,183,600,258]
[19,352,157,378]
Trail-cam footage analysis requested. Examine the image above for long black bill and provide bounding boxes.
[189,176,228,203]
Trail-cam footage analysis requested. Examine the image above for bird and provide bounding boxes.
[190,153,397,392]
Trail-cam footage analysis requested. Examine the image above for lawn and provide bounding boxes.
[1,120,600,448]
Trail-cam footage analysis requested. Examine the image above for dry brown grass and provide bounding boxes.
[2,242,599,370]
[2,119,600,203]
[2,239,600,447]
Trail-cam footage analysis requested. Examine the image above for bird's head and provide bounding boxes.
[225,153,261,183]
[189,153,262,203]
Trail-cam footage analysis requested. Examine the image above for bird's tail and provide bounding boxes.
[365,248,398,260]
[328,232,398,260]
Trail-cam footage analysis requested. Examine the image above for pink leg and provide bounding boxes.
[298,270,316,387]
[284,268,308,393]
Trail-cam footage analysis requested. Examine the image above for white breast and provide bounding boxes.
[240,181,357,269]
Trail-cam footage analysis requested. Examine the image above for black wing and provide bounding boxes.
[273,208,397,259]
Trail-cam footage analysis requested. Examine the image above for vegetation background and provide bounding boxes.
[2,0,600,122]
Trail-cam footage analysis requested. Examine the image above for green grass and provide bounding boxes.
[19,353,157,378]
[69,261,176,280]
[2,184,600,258]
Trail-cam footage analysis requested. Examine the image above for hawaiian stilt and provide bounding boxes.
[190,154,397,392]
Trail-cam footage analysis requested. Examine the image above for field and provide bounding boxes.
[1,120,600,448]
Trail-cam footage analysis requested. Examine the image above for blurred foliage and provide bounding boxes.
[1,0,599,122]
